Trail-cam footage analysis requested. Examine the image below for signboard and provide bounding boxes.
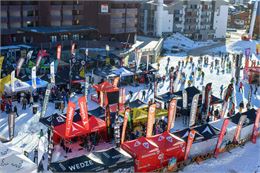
[101,4,109,13]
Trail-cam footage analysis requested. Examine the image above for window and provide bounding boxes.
[27,10,34,17]
[72,34,79,40]
[26,21,33,27]
[51,35,57,43]
[12,37,16,42]
[61,34,68,41]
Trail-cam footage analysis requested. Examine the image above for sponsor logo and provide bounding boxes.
[158,153,164,160]
[150,106,155,113]
[143,142,149,149]
[68,160,94,171]
[166,136,173,143]
[134,141,141,147]
[158,135,165,141]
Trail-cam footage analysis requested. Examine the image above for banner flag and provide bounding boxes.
[32,66,37,89]
[78,96,89,130]
[85,75,89,98]
[71,43,76,55]
[170,73,174,93]
[57,45,62,60]
[201,86,206,120]
[16,57,25,76]
[113,77,120,87]
[36,51,43,67]
[40,84,52,118]
[214,118,229,158]
[85,49,88,57]
[146,103,156,137]
[233,114,247,143]
[8,112,15,140]
[65,102,76,137]
[206,90,212,118]
[11,70,15,92]
[184,129,196,160]
[50,61,55,84]
[204,83,212,111]
[189,93,200,127]
[121,108,130,144]
[105,105,111,139]
[182,90,188,109]
[251,109,260,143]
[167,99,177,131]
[26,50,33,64]
[0,56,4,78]
[154,80,158,98]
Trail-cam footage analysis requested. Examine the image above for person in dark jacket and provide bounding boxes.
[14,105,18,117]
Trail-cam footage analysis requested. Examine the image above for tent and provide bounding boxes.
[121,136,162,172]
[91,147,134,172]
[26,77,48,88]
[0,143,37,173]
[172,124,219,158]
[50,154,106,172]
[229,108,257,141]
[0,74,11,94]
[113,67,134,77]
[210,119,237,149]
[132,107,168,124]
[4,78,31,93]
[148,131,186,165]
[92,81,119,107]
[88,106,105,118]
[125,99,147,109]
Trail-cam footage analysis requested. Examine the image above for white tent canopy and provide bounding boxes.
[0,143,37,173]
[4,78,31,93]
[112,67,134,77]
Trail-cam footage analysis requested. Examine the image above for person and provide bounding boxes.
[162,75,166,83]
[60,102,65,113]
[220,85,224,98]
[214,108,220,120]
[201,71,205,80]
[14,105,18,117]
[254,84,258,95]
[142,90,146,100]
[128,91,133,100]
[239,81,243,93]
[239,101,244,112]
[39,129,44,138]
[29,96,34,107]
[246,102,251,111]
[167,57,170,65]
[22,97,27,110]
[148,83,153,93]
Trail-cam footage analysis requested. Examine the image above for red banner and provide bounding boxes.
[214,118,229,158]
[71,43,76,55]
[184,129,196,160]
[146,103,156,137]
[233,115,247,143]
[121,108,130,144]
[167,99,177,131]
[65,102,76,137]
[78,96,89,130]
[113,77,120,87]
[251,109,260,143]
[57,45,62,60]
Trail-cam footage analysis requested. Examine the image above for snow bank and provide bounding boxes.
[163,33,215,52]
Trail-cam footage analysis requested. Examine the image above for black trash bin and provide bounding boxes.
[32,104,38,114]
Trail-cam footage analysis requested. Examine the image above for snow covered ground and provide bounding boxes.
[0,35,259,172]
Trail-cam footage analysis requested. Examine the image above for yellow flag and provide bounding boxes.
[0,74,10,94]
[0,56,4,78]
[79,68,85,78]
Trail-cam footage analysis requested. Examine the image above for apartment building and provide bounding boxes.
[0,0,140,46]
[138,0,229,40]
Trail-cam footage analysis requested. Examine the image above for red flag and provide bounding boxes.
[184,129,196,160]
[78,96,89,130]
[233,114,247,143]
[71,43,76,55]
[65,102,76,137]
[167,99,177,131]
[251,109,260,143]
[146,103,156,137]
[121,108,130,144]
[113,77,120,87]
[57,45,62,60]
[214,118,229,158]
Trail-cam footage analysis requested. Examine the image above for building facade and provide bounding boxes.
[138,0,229,40]
[1,0,140,46]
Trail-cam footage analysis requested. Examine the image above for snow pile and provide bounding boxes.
[163,33,215,52]
[227,40,260,55]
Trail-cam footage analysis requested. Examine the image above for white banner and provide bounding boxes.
[50,61,55,84]
[183,90,188,109]
[11,71,15,92]
[189,93,200,127]
[85,49,88,57]
[85,75,89,98]
[26,50,33,64]
[32,66,37,89]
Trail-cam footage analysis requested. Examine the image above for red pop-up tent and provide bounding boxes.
[121,136,162,172]
[148,131,186,166]
[54,115,106,139]
[92,81,119,107]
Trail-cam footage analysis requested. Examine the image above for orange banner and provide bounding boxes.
[146,103,156,137]
[113,77,120,87]
[78,96,89,130]
[167,99,177,131]
[214,118,229,158]
[233,115,247,143]
[57,45,62,60]
[121,108,130,144]
[184,129,196,160]
[65,102,76,137]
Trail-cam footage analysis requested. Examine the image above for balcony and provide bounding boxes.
[126,8,137,14]
[126,17,137,24]
[111,17,124,23]
[126,27,136,33]
[110,28,125,34]
[51,15,62,21]
[63,15,73,20]
[51,5,62,10]
[62,5,74,10]
[9,16,21,22]
[23,5,38,11]
[110,8,125,14]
